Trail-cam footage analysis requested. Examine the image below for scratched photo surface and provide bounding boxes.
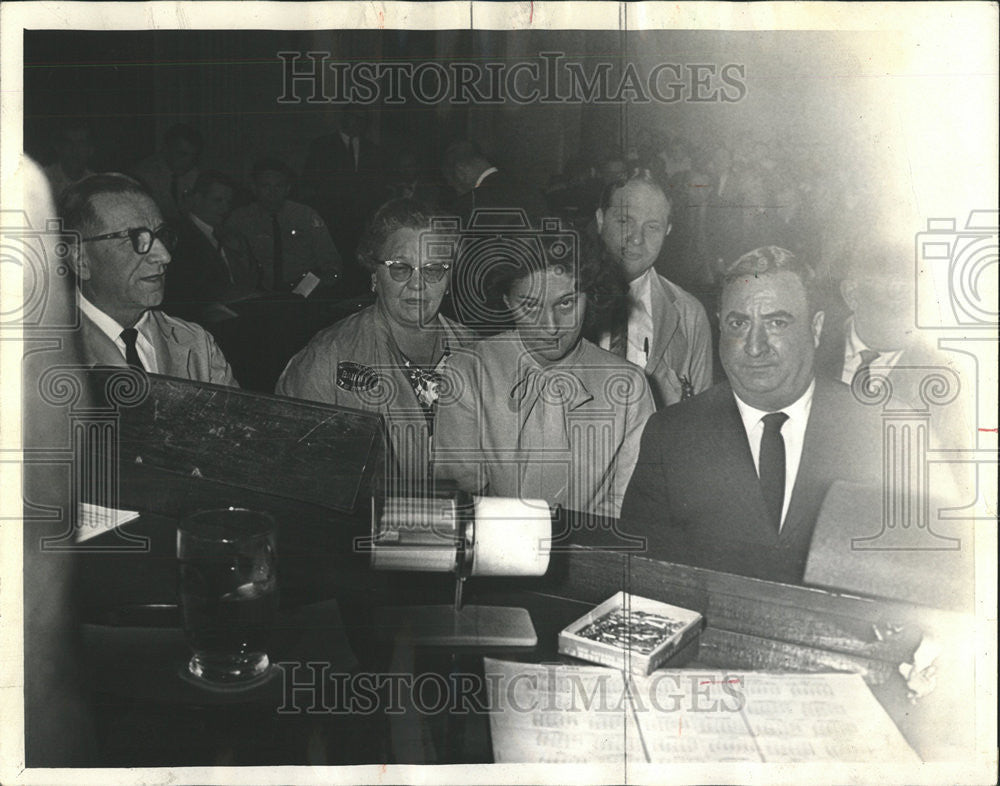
[0,3,996,785]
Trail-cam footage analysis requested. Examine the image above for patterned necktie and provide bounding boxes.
[852,349,881,391]
[271,213,285,290]
[759,412,789,531]
[120,328,145,371]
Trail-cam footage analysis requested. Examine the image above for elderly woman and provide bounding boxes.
[277,198,473,487]
[432,234,655,517]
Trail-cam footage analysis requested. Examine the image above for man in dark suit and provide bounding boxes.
[165,169,253,321]
[815,236,970,453]
[441,140,546,224]
[301,106,384,290]
[620,246,882,584]
[439,140,548,334]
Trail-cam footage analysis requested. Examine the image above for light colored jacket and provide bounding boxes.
[79,308,237,387]
[276,304,474,489]
[644,272,713,408]
[433,332,655,517]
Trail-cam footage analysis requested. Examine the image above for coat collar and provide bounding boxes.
[646,272,683,374]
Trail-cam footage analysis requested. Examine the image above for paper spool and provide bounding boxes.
[470,496,551,577]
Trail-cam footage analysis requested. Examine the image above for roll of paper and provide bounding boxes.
[471,497,551,577]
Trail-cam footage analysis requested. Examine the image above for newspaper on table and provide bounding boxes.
[485,658,920,764]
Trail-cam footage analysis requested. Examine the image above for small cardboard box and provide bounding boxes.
[558,591,703,675]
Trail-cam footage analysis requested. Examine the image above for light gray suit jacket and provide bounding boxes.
[79,308,238,387]
[644,272,713,408]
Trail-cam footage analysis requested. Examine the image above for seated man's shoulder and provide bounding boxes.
[226,203,259,226]
[287,199,323,220]
[657,273,706,309]
[644,381,731,432]
[813,378,885,440]
[151,310,214,344]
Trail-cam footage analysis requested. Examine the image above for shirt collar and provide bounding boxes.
[733,378,816,435]
[845,317,869,359]
[188,212,216,243]
[79,293,150,342]
[845,316,904,365]
[475,167,499,189]
[629,267,655,309]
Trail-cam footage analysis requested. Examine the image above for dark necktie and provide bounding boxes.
[120,328,145,371]
[759,412,789,531]
[852,349,881,391]
[608,320,628,359]
[212,229,234,283]
[272,213,284,289]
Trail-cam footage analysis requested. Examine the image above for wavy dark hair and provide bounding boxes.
[488,225,628,338]
[723,245,822,316]
[597,166,673,215]
[356,197,440,272]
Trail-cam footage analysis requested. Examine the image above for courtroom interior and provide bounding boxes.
[16,22,994,774]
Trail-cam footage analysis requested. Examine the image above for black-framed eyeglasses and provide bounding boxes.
[381,260,450,283]
[82,225,177,255]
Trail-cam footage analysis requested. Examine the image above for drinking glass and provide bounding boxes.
[177,508,278,684]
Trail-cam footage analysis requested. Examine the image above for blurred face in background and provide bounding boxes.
[56,127,94,176]
[597,180,671,281]
[188,182,233,228]
[164,137,199,176]
[253,170,291,214]
[504,265,586,366]
[841,273,915,351]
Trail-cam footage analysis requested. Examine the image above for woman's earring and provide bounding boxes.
[370,275,377,293]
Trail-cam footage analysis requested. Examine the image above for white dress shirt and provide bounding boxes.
[474,166,499,189]
[339,131,360,170]
[79,294,158,373]
[733,380,815,530]
[189,212,233,281]
[599,266,655,369]
[840,318,904,385]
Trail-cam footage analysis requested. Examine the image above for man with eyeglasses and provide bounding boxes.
[60,173,237,385]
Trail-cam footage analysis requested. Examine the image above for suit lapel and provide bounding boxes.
[146,311,189,378]
[781,381,833,540]
[646,273,681,375]
[711,386,777,540]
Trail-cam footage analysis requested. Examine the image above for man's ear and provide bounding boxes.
[812,309,825,348]
[69,241,91,281]
[665,220,673,237]
[595,208,604,233]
